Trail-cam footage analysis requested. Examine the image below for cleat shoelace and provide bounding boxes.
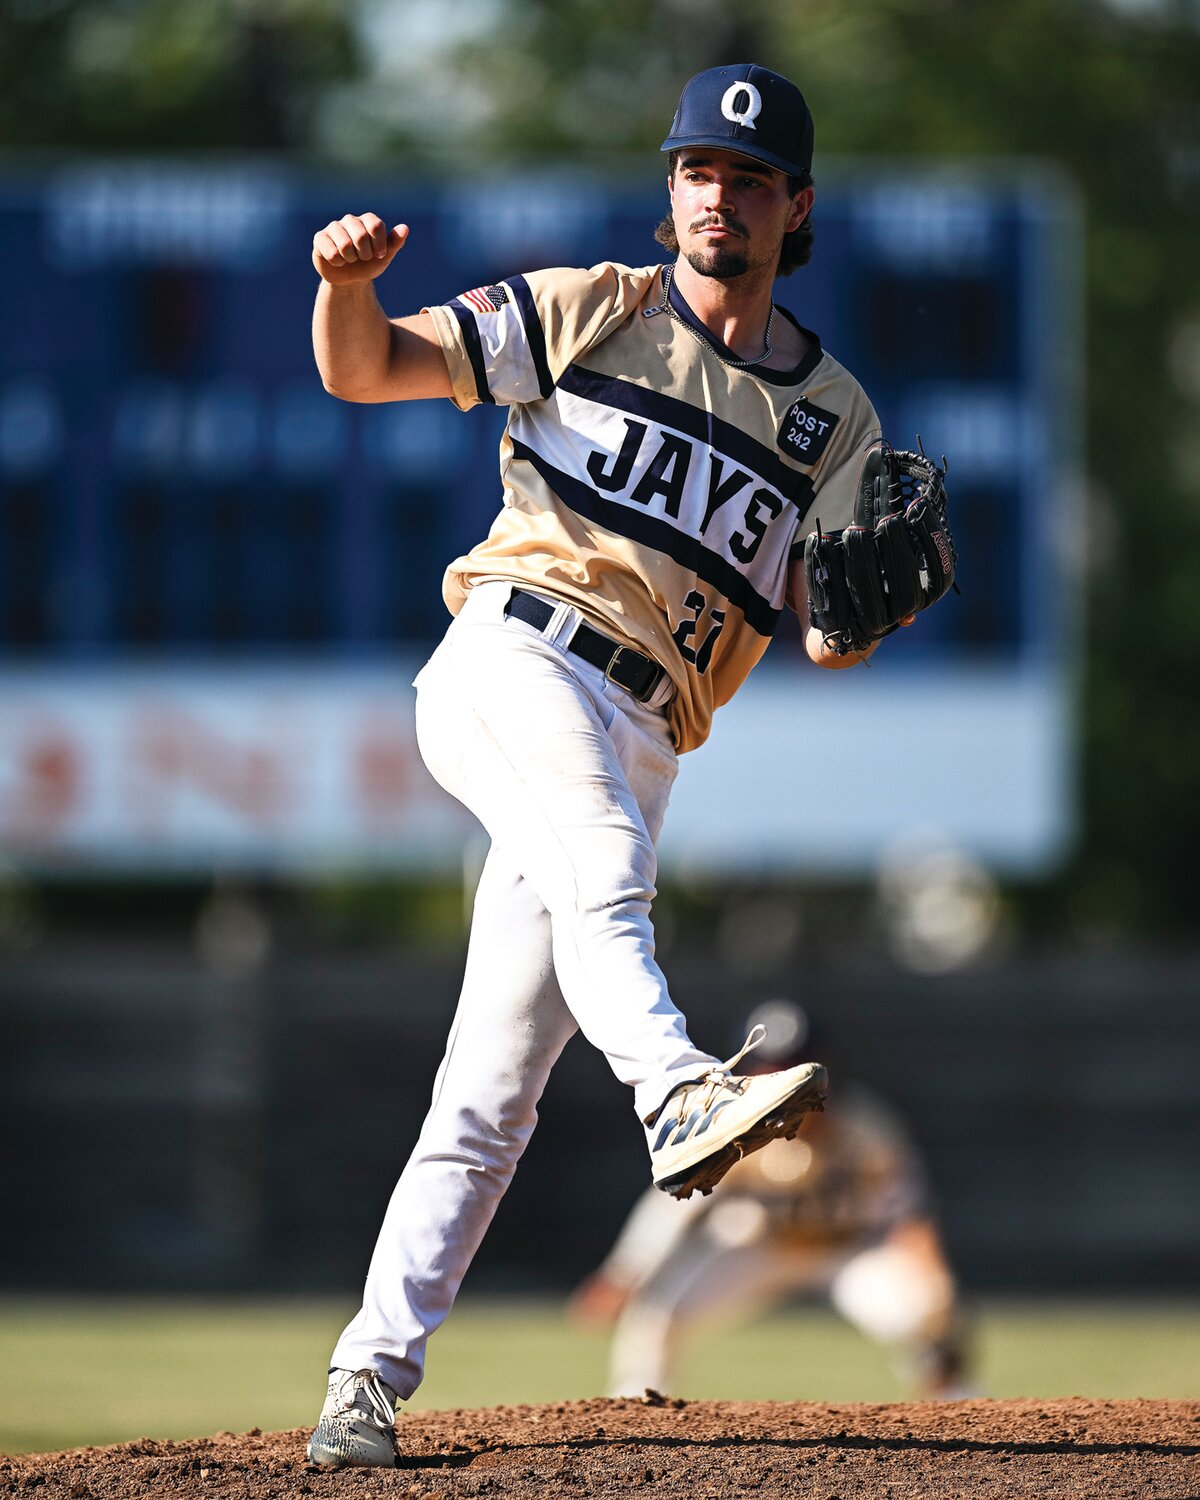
[670,1024,767,1126]
[332,1370,395,1431]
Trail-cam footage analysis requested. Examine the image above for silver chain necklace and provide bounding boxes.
[660,265,775,369]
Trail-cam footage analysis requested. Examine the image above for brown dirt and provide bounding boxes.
[3,1397,1199,1499]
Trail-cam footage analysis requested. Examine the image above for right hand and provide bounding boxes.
[312,213,408,286]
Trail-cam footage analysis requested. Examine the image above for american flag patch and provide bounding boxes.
[461,284,509,315]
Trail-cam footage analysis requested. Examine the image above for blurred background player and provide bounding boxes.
[571,1000,975,1400]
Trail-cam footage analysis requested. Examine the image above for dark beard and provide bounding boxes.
[683,244,750,280]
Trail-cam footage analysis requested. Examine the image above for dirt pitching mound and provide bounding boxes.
[4,1396,1198,1499]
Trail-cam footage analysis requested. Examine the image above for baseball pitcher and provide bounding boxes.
[305,62,959,1467]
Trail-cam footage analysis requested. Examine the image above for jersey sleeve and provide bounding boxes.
[788,392,883,558]
[423,263,658,411]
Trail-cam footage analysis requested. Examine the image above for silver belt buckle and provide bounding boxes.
[605,645,657,703]
[604,646,634,688]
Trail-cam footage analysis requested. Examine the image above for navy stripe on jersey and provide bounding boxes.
[508,275,555,399]
[560,365,814,508]
[511,439,781,636]
[448,299,494,405]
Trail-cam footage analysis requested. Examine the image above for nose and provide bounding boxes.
[702,174,735,215]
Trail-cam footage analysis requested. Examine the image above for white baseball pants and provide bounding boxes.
[329,582,718,1397]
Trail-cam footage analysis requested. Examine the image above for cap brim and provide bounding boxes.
[660,133,808,178]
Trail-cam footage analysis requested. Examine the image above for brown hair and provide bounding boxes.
[654,150,814,275]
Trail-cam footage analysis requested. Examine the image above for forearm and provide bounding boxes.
[884,1216,953,1276]
[312,280,397,402]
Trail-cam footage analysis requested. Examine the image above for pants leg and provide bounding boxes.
[412,593,715,1121]
[330,588,715,1396]
[331,848,577,1397]
[828,1240,958,1347]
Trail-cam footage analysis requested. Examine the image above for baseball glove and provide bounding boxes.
[803,441,957,656]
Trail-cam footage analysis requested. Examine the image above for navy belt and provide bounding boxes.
[504,590,667,704]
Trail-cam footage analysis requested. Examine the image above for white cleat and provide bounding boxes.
[648,1025,827,1199]
[306,1368,399,1469]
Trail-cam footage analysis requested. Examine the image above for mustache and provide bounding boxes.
[690,214,746,236]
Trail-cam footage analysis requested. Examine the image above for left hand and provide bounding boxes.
[803,442,956,659]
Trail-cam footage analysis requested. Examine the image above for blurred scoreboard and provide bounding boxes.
[0,161,1081,874]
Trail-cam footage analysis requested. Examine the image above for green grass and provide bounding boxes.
[0,1295,1196,1456]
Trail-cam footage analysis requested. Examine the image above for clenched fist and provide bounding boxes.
[312,213,408,286]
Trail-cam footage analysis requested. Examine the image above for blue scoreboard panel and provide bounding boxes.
[1,161,1075,669]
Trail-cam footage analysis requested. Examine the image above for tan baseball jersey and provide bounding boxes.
[424,262,880,753]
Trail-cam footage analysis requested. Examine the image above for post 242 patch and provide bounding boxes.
[777,397,840,465]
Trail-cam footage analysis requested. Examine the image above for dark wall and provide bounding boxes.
[3,933,1197,1293]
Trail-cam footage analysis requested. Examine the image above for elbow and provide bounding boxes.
[319,374,376,403]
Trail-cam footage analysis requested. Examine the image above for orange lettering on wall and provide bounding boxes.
[130,706,291,824]
[0,721,81,844]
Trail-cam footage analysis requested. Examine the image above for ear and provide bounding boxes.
[786,185,815,234]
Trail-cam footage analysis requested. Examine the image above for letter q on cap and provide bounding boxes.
[720,81,762,130]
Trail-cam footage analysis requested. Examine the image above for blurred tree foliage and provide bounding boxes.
[768,0,1200,941]
[0,0,358,150]
[3,0,1197,935]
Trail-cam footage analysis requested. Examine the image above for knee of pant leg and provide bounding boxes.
[830,1244,956,1345]
[570,832,658,920]
[433,1100,539,1175]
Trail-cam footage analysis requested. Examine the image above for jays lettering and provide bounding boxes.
[509,364,819,637]
[584,418,785,566]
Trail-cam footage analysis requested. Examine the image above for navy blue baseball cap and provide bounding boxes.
[661,63,814,177]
